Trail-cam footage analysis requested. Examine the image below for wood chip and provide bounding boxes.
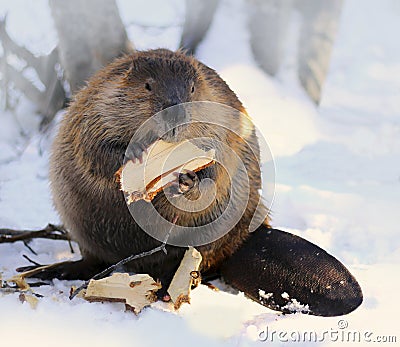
[117,139,215,203]
[168,247,202,310]
[7,262,64,291]
[9,275,31,291]
[84,273,161,314]
[19,293,39,309]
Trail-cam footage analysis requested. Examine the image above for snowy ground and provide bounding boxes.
[0,0,399,346]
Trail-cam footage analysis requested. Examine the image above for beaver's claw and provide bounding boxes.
[125,142,147,164]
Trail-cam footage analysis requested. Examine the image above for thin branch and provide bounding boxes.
[0,17,66,122]
[4,64,43,104]
[0,223,71,243]
[22,254,42,266]
[0,281,45,295]
[22,241,38,255]
[70,215,178,300]
[0,16,46,78]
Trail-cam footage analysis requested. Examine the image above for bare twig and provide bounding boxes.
[4,64,43,104]
[0,284,44,297]
[0,223,71,243]
[22,254,42,266]
[0,16,66,123]
[23,241,38,255]
[70,215,178,300]
[0,16,44,75]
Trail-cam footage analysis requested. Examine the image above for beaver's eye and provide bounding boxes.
[191,83,195,93]
[145,82,152,91]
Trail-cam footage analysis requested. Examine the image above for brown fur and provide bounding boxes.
[49,49,268,283]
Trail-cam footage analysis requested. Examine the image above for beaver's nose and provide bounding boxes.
[161,97,181,110]
[161,100,188,125]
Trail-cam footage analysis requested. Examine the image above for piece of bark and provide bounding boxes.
[84,273,161,314]
[168,247,202,310]
[117,139,215,203]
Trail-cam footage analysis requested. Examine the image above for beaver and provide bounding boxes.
[22,49,362,316]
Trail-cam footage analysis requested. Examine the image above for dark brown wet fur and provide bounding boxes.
[49,49,263,283]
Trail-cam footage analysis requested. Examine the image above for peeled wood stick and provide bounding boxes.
[168,246,202,310]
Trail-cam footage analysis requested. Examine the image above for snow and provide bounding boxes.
[1,0,399,346]
[258,290,273,300]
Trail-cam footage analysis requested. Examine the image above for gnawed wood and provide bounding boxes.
[84,273,161,314]
[70,220,175,300]
[7,262,66,291]
[168,247,202,310]
[118,139,215,203]
[7,275,30,291]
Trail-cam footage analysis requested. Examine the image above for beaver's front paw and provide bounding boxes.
[165,170,199,198]
[125,142,147,164]
[177,170,199,192]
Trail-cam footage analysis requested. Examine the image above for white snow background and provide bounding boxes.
[0,0,399,346]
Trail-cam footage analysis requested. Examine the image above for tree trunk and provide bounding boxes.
[247,0,343,104]
[49,0,133,92]
[180,0,220,54]
[247,0,293,76]
[296,0,344,104]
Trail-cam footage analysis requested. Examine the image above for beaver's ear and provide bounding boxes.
[220,226,363,316]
